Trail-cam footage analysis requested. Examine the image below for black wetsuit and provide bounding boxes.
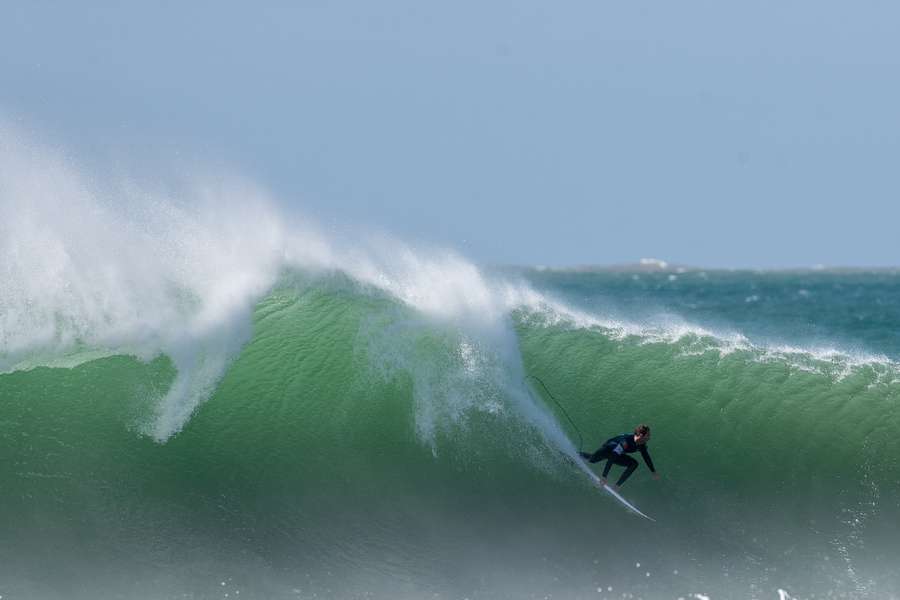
[579,433,655,487]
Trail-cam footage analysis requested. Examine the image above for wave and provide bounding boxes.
[3,274,899,598]
[0,124,547,442]
[3,123,899,445]
[3,125,900,597]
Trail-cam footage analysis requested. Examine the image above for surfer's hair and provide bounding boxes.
[634,424,650,436]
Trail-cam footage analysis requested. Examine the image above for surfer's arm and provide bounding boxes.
[639,446,656,473]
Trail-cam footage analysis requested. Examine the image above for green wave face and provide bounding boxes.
[2,276,899,599]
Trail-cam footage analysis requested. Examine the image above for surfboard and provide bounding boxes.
[567,453,655,521]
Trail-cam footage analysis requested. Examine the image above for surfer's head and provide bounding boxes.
[634,424,651,444]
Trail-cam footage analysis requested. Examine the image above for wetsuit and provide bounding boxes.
[579,433,655,487]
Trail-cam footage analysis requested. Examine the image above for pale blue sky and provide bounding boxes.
[3,1,898,267]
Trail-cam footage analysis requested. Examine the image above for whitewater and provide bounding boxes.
[2,128,899,599]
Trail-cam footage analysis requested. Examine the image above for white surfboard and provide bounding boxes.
[572,454,655,521]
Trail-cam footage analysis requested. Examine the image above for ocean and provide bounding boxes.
[2,157,899,599]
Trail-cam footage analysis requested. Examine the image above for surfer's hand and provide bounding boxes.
[652,472,660,481]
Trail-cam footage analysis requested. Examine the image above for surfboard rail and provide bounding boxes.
[572,454,655,521]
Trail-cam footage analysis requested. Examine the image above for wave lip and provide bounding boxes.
[513,291,900,383]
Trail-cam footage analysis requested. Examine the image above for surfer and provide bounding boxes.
[579,424,659,489]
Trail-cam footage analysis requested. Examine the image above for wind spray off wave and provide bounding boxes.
[0,125,569,448]
[1,128,303,439]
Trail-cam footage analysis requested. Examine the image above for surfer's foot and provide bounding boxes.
[578,452,592,460]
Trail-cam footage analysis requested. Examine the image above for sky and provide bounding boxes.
[2,1,898,268]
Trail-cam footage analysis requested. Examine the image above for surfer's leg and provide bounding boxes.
[586,448,612,464]
[613,455,639,487]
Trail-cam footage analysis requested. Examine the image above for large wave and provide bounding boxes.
[3,125,900,598]
[2,124,587,460]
